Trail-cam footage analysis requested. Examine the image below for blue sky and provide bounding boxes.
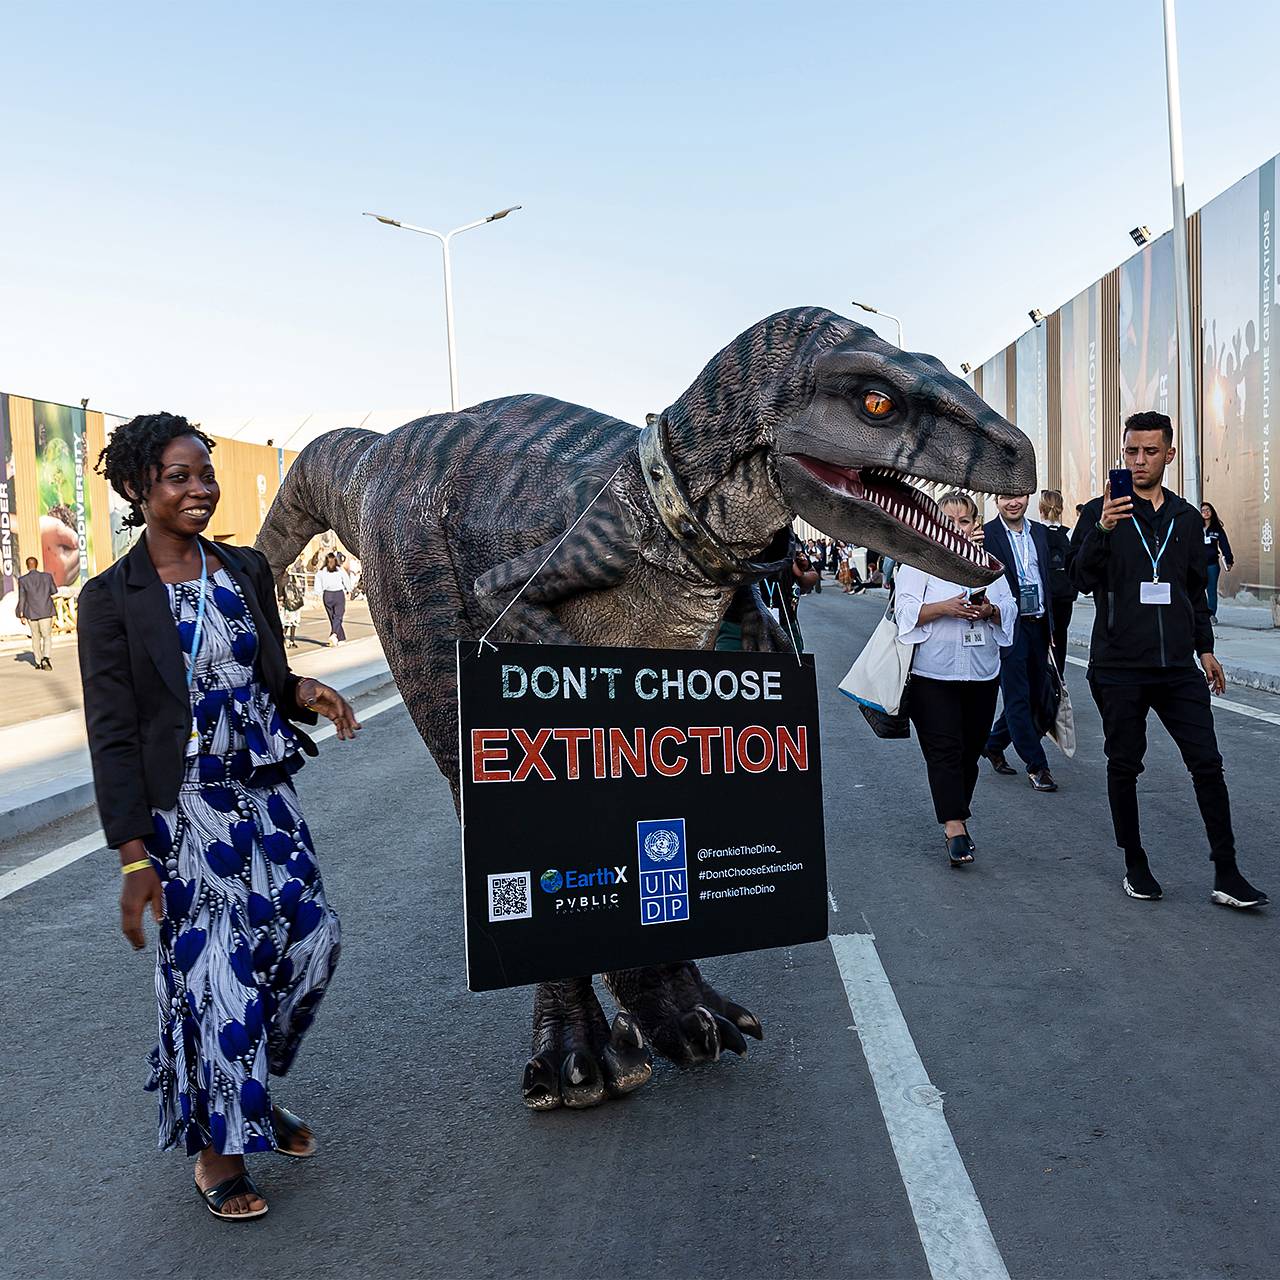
[2,0,1276,430]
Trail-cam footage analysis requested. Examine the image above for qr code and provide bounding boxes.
[487,871,532,922]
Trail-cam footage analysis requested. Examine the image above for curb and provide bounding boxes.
[0,665,398,846]
[1065,634,1280,695]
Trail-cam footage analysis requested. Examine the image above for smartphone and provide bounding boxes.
[1108,467,1134,501]
[968,589,987,606]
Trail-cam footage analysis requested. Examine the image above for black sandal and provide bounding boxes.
[945,834,975,867]
[273,1104,317,1159]
[195,1171,269,1221]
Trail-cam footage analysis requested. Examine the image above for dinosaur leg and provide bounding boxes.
[522,978,653,1110]
[603,962,763,1066]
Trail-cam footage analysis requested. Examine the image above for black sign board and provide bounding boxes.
[457,641,827,991]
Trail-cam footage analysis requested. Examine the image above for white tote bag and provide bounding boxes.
[1046,651,1077,758]
[839,601,913,716]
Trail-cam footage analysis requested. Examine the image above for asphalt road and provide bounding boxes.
[2,584,1277,1280]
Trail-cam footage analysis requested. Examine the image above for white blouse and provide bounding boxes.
[893,565,1017,681]
[314,568,351,593]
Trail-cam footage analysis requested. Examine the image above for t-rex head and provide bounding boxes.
[771,320,1036,586]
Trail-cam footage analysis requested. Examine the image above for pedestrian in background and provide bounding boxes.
[314,551,351,646]
[896,492,1016,867]
[1200,502,1234,625]
[16,555,57,670]
[1071,411,1266,908]
[278,558,306,648]
[80,412,362,1221]
[982,493,1058,792]
[1039,489,1076,677]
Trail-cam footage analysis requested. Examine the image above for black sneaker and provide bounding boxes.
[1211,867,1269,909]
[1123,861,1164,900]
[1028,767,1058,792]
[985,750,1017,776]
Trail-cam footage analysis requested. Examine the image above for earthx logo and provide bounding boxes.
[541,865,629,914]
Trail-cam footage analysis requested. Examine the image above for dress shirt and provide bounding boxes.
[893,565,1017,681]
[1003,519,1046,617]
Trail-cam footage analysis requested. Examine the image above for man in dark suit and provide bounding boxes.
[982,492,1058,791]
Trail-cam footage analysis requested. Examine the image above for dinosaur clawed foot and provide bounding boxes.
[522,980,653,1111]
[605,961,764,1067]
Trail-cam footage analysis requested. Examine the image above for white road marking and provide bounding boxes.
[0,692,406,902]
[1065,655,1280,726]
[830,932,1011,1280]
[827,887,840,914]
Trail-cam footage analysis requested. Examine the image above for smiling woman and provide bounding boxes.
[80,413,364,1223]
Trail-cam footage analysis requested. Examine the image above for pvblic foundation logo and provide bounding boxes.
[637,818,689,925]
[539,864,627,914]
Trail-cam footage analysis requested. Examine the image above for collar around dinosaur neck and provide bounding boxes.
[639,417,792,585]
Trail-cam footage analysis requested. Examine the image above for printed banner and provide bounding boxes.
[1015,325,1048,490]
[457,642,828,992]
[1059,282,1100,521]
[0,394,16,604]
[1119,234,1179,485]
[32,401,92,586]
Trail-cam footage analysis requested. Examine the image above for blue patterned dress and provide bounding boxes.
[144,567,341,1155]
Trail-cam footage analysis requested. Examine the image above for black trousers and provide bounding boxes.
[323,590,347,641]
[1087,670,1236,862]
[908,675,1002,824]
[986,614,1051,773]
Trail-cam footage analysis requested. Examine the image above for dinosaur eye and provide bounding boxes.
[863,390,895,418]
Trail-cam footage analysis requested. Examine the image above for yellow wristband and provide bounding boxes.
[121,858,152,875]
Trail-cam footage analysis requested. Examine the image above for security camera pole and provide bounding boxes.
[1162,0,1199,505]
[364,205,522,412]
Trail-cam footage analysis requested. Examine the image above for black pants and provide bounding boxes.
[986,614,1050,773]
[1050,598,1073,678]
[323,590,347,641]
[908,675,1002,823]
[1087,670,1236,862]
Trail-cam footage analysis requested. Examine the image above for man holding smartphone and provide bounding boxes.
[1070,412,1266,908]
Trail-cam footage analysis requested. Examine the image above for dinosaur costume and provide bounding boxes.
[256,306,1035,1109]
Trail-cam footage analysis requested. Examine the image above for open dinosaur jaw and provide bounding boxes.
[790,455,1004,577]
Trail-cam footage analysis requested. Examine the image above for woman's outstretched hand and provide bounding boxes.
[119,838,164,950]
[297,678,362,740]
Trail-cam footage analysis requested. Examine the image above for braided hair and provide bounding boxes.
[96,413,215,527]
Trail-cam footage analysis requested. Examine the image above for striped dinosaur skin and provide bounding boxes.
[256,305,1035,1110]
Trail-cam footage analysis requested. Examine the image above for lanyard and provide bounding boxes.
[185,542,209,689]
[1007,525,1033,584]
[1135,519,1174,583]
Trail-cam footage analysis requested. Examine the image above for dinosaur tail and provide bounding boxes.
[255,427,379,577]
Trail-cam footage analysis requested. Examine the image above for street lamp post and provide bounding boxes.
[363,205,522,411]
[850,299,904,349]
[1161,0,1199,506]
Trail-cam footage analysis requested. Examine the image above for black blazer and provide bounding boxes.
[983,516,1055,642]
[78,536,318,848]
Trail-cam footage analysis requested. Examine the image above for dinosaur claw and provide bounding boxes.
[679,1006,722,1063]
[561,1051,606,1108]
[724,1001,764,1040]
[714,1013,749,1057]
[522,1054,562,1111]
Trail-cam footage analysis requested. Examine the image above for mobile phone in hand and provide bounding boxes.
[968,589,987,606]
[1108,467,1134,501]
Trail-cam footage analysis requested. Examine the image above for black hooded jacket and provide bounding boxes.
[1069,488,1213,671]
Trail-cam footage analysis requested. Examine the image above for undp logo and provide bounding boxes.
[539,869,564,894]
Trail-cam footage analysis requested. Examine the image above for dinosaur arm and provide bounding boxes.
[473,499,637,643]
[734,583,794,653]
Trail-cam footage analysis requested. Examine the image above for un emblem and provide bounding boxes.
[643,829,681,863]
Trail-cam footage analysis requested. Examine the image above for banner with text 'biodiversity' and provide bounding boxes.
[457,642,828,992]
[0,395,17,607]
